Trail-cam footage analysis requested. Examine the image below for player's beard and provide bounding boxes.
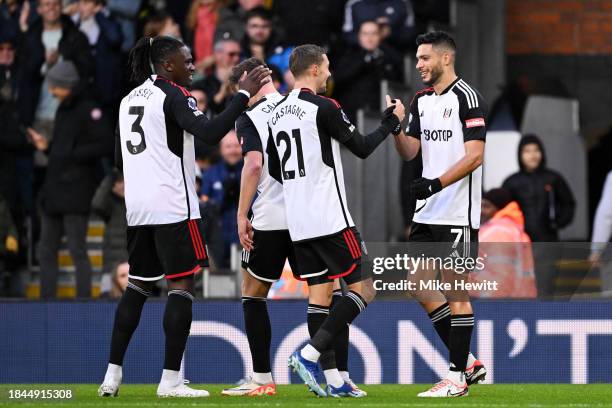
[423,64,443,86]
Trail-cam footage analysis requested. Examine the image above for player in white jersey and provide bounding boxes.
[98,36,270,398]
[269,45,405,397]
[221,58,366,397]
[394,31,487,397]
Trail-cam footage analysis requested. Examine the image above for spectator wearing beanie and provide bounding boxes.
[28,60,112,299]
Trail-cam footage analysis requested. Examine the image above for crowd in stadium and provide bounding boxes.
[0,0,610,300]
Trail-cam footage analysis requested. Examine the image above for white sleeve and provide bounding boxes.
[591,171,612,252]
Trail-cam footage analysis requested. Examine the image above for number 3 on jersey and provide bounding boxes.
[127,106,146,154]
[275,129,306,180]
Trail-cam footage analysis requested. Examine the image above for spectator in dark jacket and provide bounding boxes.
[214,0,263,43]
[0,193,19,297]
[342,0,416,51]
[71,0,124,112]
[91,171,127,277]
[16,0,94,127]
[200,131,242,268]
[28,60,112,299]
[502,134,576,298]
[334,20,404,121]
[502,134,576,242]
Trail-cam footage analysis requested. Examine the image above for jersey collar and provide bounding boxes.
[438,77,461,95]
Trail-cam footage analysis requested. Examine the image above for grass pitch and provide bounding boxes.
[1,384,611,407]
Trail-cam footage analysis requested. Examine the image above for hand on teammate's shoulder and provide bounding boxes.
[238,66,273,97]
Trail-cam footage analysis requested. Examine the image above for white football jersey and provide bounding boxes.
[236,92,287,230]
[268,88,356,242]
[406,78,487,229]
[118,76,202,226]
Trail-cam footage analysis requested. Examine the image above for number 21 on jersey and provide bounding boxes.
[272,129,306,180]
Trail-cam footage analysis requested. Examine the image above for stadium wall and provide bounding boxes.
[1,300,611,384]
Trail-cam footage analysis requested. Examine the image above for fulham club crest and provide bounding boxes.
[443,108,452,119]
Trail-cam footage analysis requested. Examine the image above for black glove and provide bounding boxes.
[410,177,442,200]
[381,105,401,135]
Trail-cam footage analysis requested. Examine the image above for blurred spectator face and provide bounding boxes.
[481,198,498,225]
[246,16,271,45]
[239,0,263,11]
[48,85,71,101]
[215,40,241,68]
[358,21,381,52]
[220,131,242,166]
[0,42,15,66]
[191,89,208,112]
[160,16,182,39]
[113,262,129,294]
[78,0,99,20]
[37,0,62,25]
[520,143,542,172]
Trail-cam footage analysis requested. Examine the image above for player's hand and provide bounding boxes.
[382,95,402,135]
[238,214,254,251]
[238,65,272,97]
[410,177,442,200]
[386,95,405,123]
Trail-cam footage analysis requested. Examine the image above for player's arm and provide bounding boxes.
[168,66,271,145]
[326,96,404,159]
[394,95,421,161]
[236,114,262,251]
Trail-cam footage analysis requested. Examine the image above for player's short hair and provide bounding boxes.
[416,31,456,52]
[229,57,267,87]
[289,44,326,78]
[128,36,185,83]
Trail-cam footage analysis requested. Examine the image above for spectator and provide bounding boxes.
[106,0,142,53]
[16,0,94,128]
[0,193,19,297]
[502,134,576,242]
[143,12,182,39]
[342,0,417,51]
[0,24,30,221]
[186,0,227,71]
[200,131,243,268]
[333,20,404,121]
[215,0,263,42]
[194,38,240,114]
[70,0,124,111]
[472,188,536,298]
[590,171,612,294]
[502,134,575,298]
[100,260,128,299]
[28,60,112,299]
[271,0,346,53]
[91,171,127,279]
[241,7,293,88]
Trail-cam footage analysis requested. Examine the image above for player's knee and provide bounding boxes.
[448,301,472,315]
[128,278,155,294]
[167,275,195,294]
[241,271,270,298]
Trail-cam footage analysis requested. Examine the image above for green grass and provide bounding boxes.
[1,384,611,407]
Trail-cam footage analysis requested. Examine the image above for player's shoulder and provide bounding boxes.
[297,88,342,111]
[153,75,192,99]
[410,86,435,105]
[451,78,485,107]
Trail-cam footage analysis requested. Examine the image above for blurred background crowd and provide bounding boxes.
[0,0,610,301]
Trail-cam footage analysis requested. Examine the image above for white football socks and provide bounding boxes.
[323,369,344,388]
[467,352,477,368]
[300,344,320,363]
[252,372,273,384]
[103,363,122,384]
[159,369,180,387]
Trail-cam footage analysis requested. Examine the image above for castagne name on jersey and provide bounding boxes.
[270,104,306,125]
